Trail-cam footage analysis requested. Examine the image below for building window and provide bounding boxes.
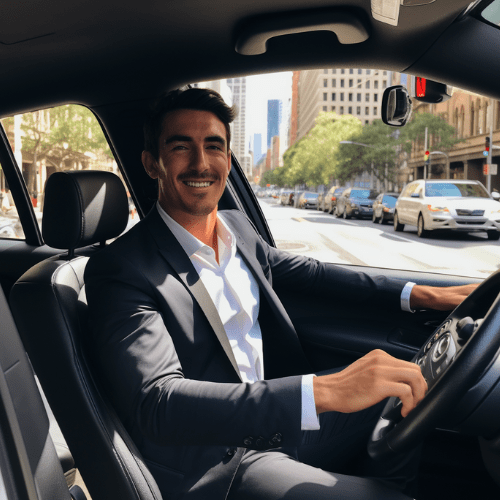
[366,81,370,89]
[349,79,353,87]
[323,106,327,111]
[348,93,353,101]
[332,93,336,101]
[358,69,362,74]
[383,71,387,75]
[349,69,354,74]
[323,69,328,74]
[340,106,344,114]
[374,94,378,102]
[331,106,336,112]
[348,106,353,114]
[356,106,361,115]
[332,79,336,87]
[367,69,371,75]
[323,93,327,101]
[323,79,328,87]
[341,79,345,87]
[365,107,369,114]
[357,79,361,86]
[374,107,378,115]
[357,93,361,102]
[332,69,336,74]
[341,69,345,74]
[383,80,387,88]
[340,93,344,101]
[365,93,370,102]
[374,81,379,89]
[365,120,369,124]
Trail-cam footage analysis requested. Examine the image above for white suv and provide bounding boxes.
[394,180,500,240]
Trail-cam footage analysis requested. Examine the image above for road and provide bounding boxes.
[259,198,500,279]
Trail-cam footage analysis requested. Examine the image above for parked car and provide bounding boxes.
[323,186,346,214]
[394,180,500,239]
[336,188,379,219]
[1,1,500,500]
[372,192,399,225]
[297,191,319,209]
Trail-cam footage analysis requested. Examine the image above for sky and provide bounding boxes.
[245,72,293,147]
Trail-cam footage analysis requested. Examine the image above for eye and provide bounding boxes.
[207,144,225,152]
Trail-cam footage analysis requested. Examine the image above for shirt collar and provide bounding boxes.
[156,202,235,258]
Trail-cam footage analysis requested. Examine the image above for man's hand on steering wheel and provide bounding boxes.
[313,350,428,417]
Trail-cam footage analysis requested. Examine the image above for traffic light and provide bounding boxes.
[484,137,490,157]
[424,150,430,165]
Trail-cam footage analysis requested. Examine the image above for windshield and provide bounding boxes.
[304,193,318,199]
[199,70,500,280]
[383,196,398,207]
[424,183,490,198]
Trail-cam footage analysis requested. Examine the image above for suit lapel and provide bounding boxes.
[144,210,242,382]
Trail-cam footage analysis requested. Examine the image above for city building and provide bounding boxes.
[226,77,252,179]
[393,73,500,192]
[267,100,282,149]
[253,133,262,165]
[294,68,392,143]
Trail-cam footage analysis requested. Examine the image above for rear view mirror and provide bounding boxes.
[381,85,412,127]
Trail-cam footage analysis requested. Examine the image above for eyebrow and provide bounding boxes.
[164,134,226,147]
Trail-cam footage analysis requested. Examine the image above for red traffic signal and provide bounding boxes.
[424,150,430,161]
[484,137,491,156]
[416,77,427,98]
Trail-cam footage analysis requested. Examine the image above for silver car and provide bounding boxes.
[393,180,500,240]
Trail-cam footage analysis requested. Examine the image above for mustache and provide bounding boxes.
[177,171,219,182]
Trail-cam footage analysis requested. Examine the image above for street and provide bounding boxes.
[259,198,500,279]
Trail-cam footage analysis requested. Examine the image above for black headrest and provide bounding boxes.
[42,170,129,250]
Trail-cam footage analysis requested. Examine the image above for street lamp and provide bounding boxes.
[428,151,449,179]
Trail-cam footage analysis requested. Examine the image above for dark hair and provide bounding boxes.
[143,87,237,159]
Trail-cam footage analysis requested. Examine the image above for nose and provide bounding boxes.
[190,145,210,173]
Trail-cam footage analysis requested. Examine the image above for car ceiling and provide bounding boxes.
[0,0,488,116]
[1,0,497,216]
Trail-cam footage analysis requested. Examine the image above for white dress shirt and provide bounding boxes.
[156,203,320,430]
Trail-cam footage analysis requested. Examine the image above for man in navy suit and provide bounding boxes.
[85,88,475,500]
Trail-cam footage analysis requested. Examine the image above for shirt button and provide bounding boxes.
[269,433,282,446]
[243,437,253,447]
[226,448,236,456]
[255,437,265,449]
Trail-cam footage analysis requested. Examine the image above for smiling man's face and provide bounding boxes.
[143,109,231,223]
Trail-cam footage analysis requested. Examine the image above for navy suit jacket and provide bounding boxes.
[84,207,405,500]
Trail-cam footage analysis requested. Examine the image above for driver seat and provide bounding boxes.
[10,170,163,500]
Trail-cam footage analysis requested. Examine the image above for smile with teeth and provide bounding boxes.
[184,181,214,188]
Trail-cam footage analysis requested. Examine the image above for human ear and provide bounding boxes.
[142,151,160,179]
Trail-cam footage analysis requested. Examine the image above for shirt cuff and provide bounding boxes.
[401,281,416,313]
[301,374,320,431]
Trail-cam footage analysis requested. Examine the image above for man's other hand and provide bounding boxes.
[410,283,478,311]
[313,350,427,418]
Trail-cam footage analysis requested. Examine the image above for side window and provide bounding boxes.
[1,106,137,237]
[0,159,23,239]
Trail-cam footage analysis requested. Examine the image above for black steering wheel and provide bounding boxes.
[368,270,500,460]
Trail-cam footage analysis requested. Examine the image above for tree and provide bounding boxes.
[335,120,400,185]
[282,112,363,187]
[17,105,112,195]
[335,113,463,186]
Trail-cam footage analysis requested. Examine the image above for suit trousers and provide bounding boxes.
[227,401,419,500]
